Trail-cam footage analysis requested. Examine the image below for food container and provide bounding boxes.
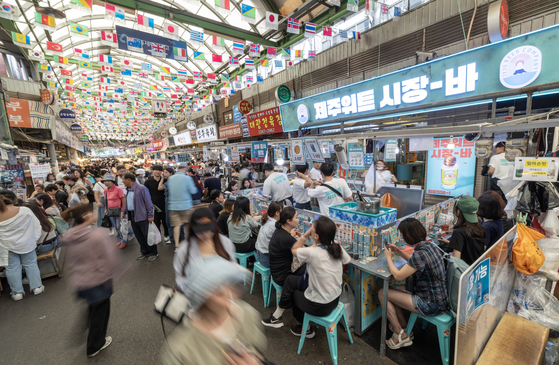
[329,202,397,227]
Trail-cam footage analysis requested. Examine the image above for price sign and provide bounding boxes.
[513,157,559,181]
[238,100,252,115]
[246,107,283,137]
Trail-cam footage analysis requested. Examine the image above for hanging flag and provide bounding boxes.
[193,51,205,63]
[100,77,111,84]
[305,22,316,37]
[134,82,143,89]
[207,73,216,82]
[105,3,126,23]
[160,66,171,74]
[286,60,294,69]
[347,0,358,12]
[249,44,260,57]
[211,36,226,52]
[229,56,239,65]
[267,46,277,59]
[163,21,180,40]
[81,81,91,88]
[121,69,132,76]
[79,61,92,69]
[232,41,244,55]
[137,14,155,32]
[34,12,56,31]
[149,43,167,57]
[190,30,204,47]
[177,69,188,78]
[11,32,32,49]
[141,62,153,73]
[212,54,223,63]
[281,48,291,59]
[287,18,299,34]
[155,73,165,81]
[365,0,376,14]
[29,50,45,61]
[173,47,187,62]
[55,55,68,65]
[241,4,256,24]
[47,82,58,89]
[121,59,133,71]
[260,59,269,68]
[0,3,20,20]
[380,3,389,15]
[100,31,117,46]
[185,78,195,85]
[46,41,64,56]
[393,6,401,21]
[323,26,333,37]
[74,48,90,60]
[220,74,229,82]
[352,31,361,40]
[339,29,349,41]
[245,58,255,69]
[274,59,283,68]
[265,11,278,30]
[193,71,203,79]
[214,0,230,14]
[294,49,302,58]
[99,54,113,65]
[256,76,263,83]
[138,72,149,79]
[102,65,114,73]
[308,50,316,60]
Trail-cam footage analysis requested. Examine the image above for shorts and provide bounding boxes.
[169,209,193,227]
[412,294,445,317]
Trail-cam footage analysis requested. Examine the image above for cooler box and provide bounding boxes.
[329,203,397,227]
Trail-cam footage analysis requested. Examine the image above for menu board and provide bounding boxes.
[246,107,283,137]
[348,142,364,169]
[291,139,305,165]
[304,138,324,162]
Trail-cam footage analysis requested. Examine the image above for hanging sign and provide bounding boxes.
[161,131,168,137]
[275,85,292,103]
[513,157,559,181]
[304,138,324,162]
[59,109,75,120]
[151,99,167,118]
[231,145,240,163]
[70,123,84,135]
[41,89,55,105]
[238,100,252,115]
[465,258,490,323]
[487,0,509,43]
[115,25,188,61]
[348,142,364,169]
[240,115,250,137]
[251,141,268,163]
[321,141,331,158]
[152,139,164,149]
[232,105,243,123]
[385,139,398,162]
[246,106,283,137]
[173,131,192,146]
[196,124,217,142]
[148,135,154,141]
[291,138,305,165]
[274,146,284,160]
[29,163,51,185]
[219,123,242,139]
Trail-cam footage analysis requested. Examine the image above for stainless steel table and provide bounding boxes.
[350,253,407,358]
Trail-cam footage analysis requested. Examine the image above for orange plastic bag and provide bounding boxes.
[381,193,396,208]
[512,223,546,274]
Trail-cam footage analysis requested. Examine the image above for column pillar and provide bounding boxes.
[47,142,59,174]
[72,148,79,163]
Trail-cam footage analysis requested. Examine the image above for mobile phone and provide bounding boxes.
[154,205,162,213]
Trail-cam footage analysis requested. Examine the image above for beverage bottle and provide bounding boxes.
[546,342,558,365]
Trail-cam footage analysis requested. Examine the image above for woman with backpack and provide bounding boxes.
[380,218,449,350]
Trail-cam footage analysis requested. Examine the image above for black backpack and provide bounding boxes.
[86,185,95,203]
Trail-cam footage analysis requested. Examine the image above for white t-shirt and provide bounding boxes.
[489,153,513,180]
[0,207,41,255]
[364,166,394,192]
[262,172,292,202]
[297,245,351,304]
[55,172,67,182]
[310,168,323,182]
[292,177,310,204]
[93,181,106,194]
[308,178,352,216]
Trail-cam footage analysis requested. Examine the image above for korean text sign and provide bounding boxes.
[466,258,490,323]
[348,142,364,169]
[426,137,476,197]
[219,123,242,139]
[279,24,559,132]
[196,125,217,142]
[304,138,324,162]
[291,139,305,165]
[247,107,283,137]
[251,141,268,163]
[513,157,559,181]
[152,139,164,149]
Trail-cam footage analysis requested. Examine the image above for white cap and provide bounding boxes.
[136,168,145,176]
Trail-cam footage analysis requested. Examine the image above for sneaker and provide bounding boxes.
[136,254,148,260]
[261,314,284,328]
[174,247,179,253]
[11,292,24,301]
[116,241,122,247]
[33,285,45,295]
[109,230,114,236]
[148,254,159,262]
[119,243,128,249]
[164,236,171,243]
[290,324,315,338]
[88,336,112,358]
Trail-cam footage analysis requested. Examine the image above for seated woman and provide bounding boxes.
[22,202,59,255]
[227,197,260,253]
[255,201,283,268]
[240,178,251,190]
[216,199,234,237]
[35,193,60,216]
[477,194,504,250]
[381,218,449,349]
[225,180,238,192]
[174,207,236,295]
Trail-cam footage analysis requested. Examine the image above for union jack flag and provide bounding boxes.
[380,3,389,14]
[139,72,149,79]
[150,43,166,55]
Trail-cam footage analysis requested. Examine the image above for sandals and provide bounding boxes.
[387,329,413,350]
[389,324,414,340]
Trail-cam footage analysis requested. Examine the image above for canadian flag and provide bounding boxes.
[100,31,117,44]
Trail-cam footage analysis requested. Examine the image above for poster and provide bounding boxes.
[246,107,283,137]
[274,146,283,161]
[291,139,305,165]
[173,131,192,146]
[116,25,187,61]
[0,164,25,185]
[29,163,51,186]
[240,115,250,137]
[304,138,324,162]
[513,157,559,181]
[321,141,330,158]
[348,142,364,169]
[232,105,242,124]
[385,139,398,162]
[251,141,268,163]
[196,125,217,142]
[231,145,240,163]
[427,136,476,197]
[466,258,490,323]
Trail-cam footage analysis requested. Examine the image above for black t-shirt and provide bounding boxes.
[144,177,166,207]
[482,219,504,250]
[269,227,297,286]
[204,177,221,195]
[217,213,229,236]
[55,190,69,207]
[209,202,223,219]
[448,226,485,266]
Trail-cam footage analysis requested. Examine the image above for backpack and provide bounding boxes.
[432,243,470,315]
[50,215,71,235]
[86,185,95,203]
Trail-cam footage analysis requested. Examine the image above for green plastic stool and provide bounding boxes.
[250,261,271,307]
[235,251,255,285]
[297,302,353,365]
[268,278,283,308]
[406,311,455,365]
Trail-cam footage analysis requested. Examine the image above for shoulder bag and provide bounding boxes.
[104,188,122,217]
[321,183,344,198]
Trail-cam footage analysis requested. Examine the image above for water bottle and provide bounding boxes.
[352,236,358,257]
[546,342,558,365]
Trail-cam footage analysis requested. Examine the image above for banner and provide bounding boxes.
[29,163,52,186]
[465,258,490,324]
[219,123,242,139]
[348,142,364,169]
[231,145,240,162]
[196,125,217,142]
[251,141,268,163]
[5,98,52,129]
[304,138,324,162]
[513,157,559,181]
[116,25,187,61]
[0,164,25,185]
[246,107,283,137]
[291,138,305,165]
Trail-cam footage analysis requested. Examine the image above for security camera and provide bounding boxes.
[416,51,435,57]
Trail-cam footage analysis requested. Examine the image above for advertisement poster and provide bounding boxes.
[251,141,268,163]
[231,145,240,163]
[173,131,192,146]
[291,139,305,165]
[246,107,283,137]
[513,157,559,181]
[385,139,398,162]
[348,142,364,169]
[274,146,283,161]
[466,258,490,324]
[29,163,51,186]
[321,141,330,158]
[427,137,476,197]
[304,138,324,162]
[0,164,25,185]
[232,105,242,124]
[196,125,217,142]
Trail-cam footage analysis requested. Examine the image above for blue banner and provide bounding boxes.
[115,25,187,61]
[251,141,268,163]
[466,258,490,323]
[233,105,242,124]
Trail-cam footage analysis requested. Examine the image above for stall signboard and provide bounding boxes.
[0,164,25,185]
[427,136,476,197]
[513,157,559,181]
[348,142,365,169]
[232,105,242,123]
[251,141,268,163]
[5,98,52,129]
[304,138,324,162]
[465,258,490,324]
[219,123,242,139]
[291,139,305,165]
[152,139,164,149]
[70,123,84,135]
[190,130,197,143]
[246,107,283,137]
[59,109,75,121]
[173,131,192,146]
[238,100,252,115]
[231,145,240,162]
[279,24,559,132]
[385,139,398,162]
[240,115,250,137]
[54,119,83,150]
[29,163,51,185]
[196,125,217,142]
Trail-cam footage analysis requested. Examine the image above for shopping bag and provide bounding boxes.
[147,222,162,246]
[121,218,129,242]
[340,283,355,328]
[380,193,397,208]
[512,223,546,274]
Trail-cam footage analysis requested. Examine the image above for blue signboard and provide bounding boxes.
[466,258,490,323]
[115,25,187,61]
[251,141,268,163]
[240,115,250,137]
[279,24,559,132]
[233,105,242,124]
[59,109,75,120]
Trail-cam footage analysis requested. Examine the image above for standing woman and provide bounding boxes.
[102,174,127,249]
[255,201,283,268]
[0,191,44,301]
[74,170,94,188]
[477,194,504,250]
[191,175,203,206]
[364,160,397,193]
[60,204,118,358]
[227,196,260,253]
[93,177,108,229]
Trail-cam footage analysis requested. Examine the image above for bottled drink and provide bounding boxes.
[546,342,558,365]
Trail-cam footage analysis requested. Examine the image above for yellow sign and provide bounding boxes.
[525,160,548,168]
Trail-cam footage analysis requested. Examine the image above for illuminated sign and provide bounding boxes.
[173,131,192,146]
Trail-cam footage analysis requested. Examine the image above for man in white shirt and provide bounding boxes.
[306,163,353,216]
[56,165,69,182]
[262,163,293,205]
[292,164,312,210]
[309,162,323,182]
[116,165,128,191]
[488,141,511,201]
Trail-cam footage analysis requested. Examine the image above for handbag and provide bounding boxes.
[104,189,122,217]
[154,285,190,338]
[101,215,112,228]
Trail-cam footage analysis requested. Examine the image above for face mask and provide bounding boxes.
[376,167,384,171]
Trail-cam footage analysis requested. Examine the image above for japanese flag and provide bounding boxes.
[265,12,278,30]
[163,22,179,38]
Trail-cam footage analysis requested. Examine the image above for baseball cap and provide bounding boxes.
[456,195,480,224]
[190,208,216,234]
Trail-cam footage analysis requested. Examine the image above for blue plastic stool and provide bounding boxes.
[235,251,255,285]
[268,278,283,308]
[250,261,271,307]
[405,311,455,365]
[297,302,353,365]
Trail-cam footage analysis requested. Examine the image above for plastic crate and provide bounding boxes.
[329,202,397,227]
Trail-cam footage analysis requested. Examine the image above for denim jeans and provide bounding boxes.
[7,250,42,294]
[109,216,127,244]
[37,239,59,255]
[294,201,311,210]
[192,199,201,206]
[96,198,106,227]
[256,250,269,268]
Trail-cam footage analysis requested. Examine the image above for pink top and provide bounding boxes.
[105,185,124,210]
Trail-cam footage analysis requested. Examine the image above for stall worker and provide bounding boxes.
[364,160,397,193]
[305,163,353,216]
[292,164,312,210]
[309,161,323,182]
[488,141,511,202]
[262,164,293,206]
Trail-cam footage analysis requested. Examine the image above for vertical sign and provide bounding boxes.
[251,141,268,163]
[321,141,330,158]
[291,138,305,165]
[274,145,283,160]
[232,104,242,123]
[240,115,250,137]
[385,139,398,162]
[231,145,240,162]
[348,142,364,169]
[466,258,490,323]
[203,146,208,161]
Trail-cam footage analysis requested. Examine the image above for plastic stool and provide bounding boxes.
[406,311,455,365]
[235,251,255,285]
[297,302,353,365]
[268,278,283,308]
[250,261,271,307]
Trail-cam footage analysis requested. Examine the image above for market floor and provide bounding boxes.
[0,232,396,365]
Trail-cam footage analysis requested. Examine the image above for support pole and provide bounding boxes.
[47,142,59,174]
